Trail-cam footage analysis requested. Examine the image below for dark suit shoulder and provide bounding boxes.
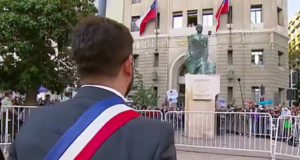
[91,115,176,160]
[131,117,176,160]
[130,116,173,133]
[11,98,95,160]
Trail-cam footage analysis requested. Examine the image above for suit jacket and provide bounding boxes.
[8,86,176,160]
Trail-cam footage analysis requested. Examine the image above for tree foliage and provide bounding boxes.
[288,45,300,69]
[132,69,159,107]
[0,0,96,103]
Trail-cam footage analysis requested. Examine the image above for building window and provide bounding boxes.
[278,51,283,66]
[202,9,213,26]
[153,87,158,95]
[251,5,262,24]
[277,7,283,26]
[187,10,197,27]
[156,12,160,29]
[227,87,233,104]
[133,54,139,68]
[154,53,159,67]
[132,0,141,4]
[153,86,158,106]
[173,12,183,28]
[228,50,233,65]
[279,88,284,104]
[131,16,140,32]
[251,50,263,65]
[251,87,260,103]
[227,6,233,24]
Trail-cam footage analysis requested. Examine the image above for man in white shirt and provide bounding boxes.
[279,107,292,138]
[281,107,292,116]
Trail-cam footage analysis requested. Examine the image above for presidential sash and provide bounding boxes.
[44,96,139,160]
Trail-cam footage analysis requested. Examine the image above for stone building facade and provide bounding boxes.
[106,0,289,106]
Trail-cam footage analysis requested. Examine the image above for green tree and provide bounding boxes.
[0,0,96,104]
[132,69,159,107]
[288,44,300,69]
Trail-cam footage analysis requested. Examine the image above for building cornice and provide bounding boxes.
[132,28,289,40]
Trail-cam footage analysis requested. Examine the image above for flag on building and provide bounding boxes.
[135,0,157,35]
[215,0,229,32]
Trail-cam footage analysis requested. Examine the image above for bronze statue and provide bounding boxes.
[183,24,216,74]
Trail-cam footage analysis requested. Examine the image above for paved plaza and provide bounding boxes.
[174,130,300,160]
[177,150,270,160]
[1,130,300,160]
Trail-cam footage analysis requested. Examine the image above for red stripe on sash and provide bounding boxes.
[74,110,139,160]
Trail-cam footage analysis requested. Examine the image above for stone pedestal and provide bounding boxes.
[184,74,220,139]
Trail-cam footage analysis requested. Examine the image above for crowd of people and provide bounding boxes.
[0,89,300,148]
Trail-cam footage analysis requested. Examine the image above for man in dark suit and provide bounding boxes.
[8,16,176,160]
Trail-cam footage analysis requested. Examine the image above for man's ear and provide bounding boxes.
[123,55,133,76]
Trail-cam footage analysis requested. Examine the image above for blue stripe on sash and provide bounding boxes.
[44,96,125,160]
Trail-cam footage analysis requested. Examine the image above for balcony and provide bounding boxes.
[169,26,215,37]
[250,23,264,30]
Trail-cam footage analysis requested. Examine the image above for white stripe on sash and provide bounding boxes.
[59,104,132,160]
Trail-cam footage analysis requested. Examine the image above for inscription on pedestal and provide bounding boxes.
[192,79,212,100]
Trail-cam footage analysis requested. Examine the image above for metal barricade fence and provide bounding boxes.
[165,111,274,157]
[135,110,163,121]
[0,105,38,153]
[1,106,299,159]
[274,115,300,159]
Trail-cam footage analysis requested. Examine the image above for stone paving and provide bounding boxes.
[177,150,271,160]
[2,134,300,160]
[173,130,300,158]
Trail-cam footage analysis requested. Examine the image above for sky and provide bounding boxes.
[288,0,300,21]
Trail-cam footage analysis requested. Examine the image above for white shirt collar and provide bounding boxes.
[81,85,125,101]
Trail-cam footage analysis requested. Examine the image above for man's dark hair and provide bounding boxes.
[71,15,134,78]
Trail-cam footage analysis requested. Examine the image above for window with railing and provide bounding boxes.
[251,87,260,103]
[173,12,183,28]
[202,9,213,26]
[251,5,262,23]
[251,50,263,66]
[131,16,140,32]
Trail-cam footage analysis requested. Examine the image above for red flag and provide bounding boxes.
[135,0,157,35]
[215,0,229,32]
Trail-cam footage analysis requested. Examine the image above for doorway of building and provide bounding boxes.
[178,65,187,106]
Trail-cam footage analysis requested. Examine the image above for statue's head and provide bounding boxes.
[196,24,203,34]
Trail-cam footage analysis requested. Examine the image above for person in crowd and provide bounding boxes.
[9,15,176,160]
[1,91,21,140]
[43,95,52,106]
[61,92,72,102]
[1,91,13,107]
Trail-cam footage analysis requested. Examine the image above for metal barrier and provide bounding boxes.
[165,111,274,157]
[1,106,300,159]
[0,105,38,153]
[274,115,300,159]
[135,110,163,121]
